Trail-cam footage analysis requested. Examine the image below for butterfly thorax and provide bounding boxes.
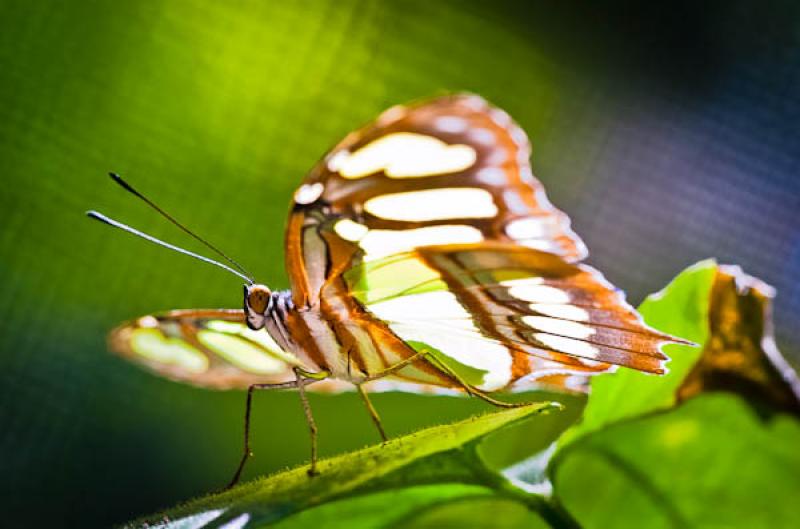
[243,283,379,382]
[244,286,329,375]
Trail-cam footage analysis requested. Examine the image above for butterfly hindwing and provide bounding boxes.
[415,244,672,374]
[342,243,672,392]
[109,309,350,391]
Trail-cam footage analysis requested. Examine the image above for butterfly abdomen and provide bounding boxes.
[278,269,450,386]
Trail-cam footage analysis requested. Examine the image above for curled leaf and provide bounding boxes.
[561,260,800,447]
[678,265,800,415]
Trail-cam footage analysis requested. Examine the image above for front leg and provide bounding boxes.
[226,369,328,489]
[293,367,324,477]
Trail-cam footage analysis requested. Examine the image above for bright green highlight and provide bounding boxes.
[270,484,493,529]
[196,330,287,375]
[130,328,208,374]
[346,254,447,305]
[406,340,488,387]
[205,320,302,366]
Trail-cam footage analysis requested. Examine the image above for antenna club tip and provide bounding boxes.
[108,172,136,192]
[86,210,109,223]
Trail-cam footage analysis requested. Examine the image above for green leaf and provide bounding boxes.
[389,495,552,529]
[548,261,800,528]
[268,485,496,529]
[551,393,800,529]
[560,260,717,445]
[126,402,560,528]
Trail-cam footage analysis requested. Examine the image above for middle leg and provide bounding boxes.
[227,379,300,489]
[361,348,528,409]
[357,384,387,442]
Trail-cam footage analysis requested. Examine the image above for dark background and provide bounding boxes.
[1,1,798,526]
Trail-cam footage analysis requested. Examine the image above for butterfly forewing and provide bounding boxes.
[286,94,586,307]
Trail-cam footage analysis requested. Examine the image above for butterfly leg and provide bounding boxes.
[359,350,429,382]
[356,384,388,442]
[354,351,433,444]
[362,349,525,409]
[226,372,326,489]
[293,367,323,477]
[226,380,299,489]
[422,354,527,409]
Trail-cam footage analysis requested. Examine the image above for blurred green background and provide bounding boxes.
[1,1,798,526]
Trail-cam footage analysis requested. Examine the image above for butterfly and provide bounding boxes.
[90,94,682,486]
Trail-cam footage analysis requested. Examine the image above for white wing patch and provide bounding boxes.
[505,217,550,239]
[521,315,596,340]
[334,220,484,261]
[334,218,370,242]
[505,212,572,253]
[389,322,512,392]
[369,291,471,321]
[294,182,324,204]
[529,303,590,321]
[364,188,498,222]
[367,290,513,391]
[332,132,477,179]
[534,333,600,360]
[502,279,571,304]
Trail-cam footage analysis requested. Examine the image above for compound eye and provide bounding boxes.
[247,285,271,314]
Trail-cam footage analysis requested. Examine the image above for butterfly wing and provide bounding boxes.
[286,94,586,307]
[343,244,673,392]
[284,94,680,392]
[109,309,350,391]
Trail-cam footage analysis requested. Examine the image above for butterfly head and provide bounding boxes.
[244,283,273,330]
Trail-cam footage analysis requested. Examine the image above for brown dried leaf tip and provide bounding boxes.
[678,265,800,416]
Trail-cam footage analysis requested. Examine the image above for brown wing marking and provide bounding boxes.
[414,244,677,375]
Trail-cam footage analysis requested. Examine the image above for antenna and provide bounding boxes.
[87,210,254,284]
[107,172,254,281]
